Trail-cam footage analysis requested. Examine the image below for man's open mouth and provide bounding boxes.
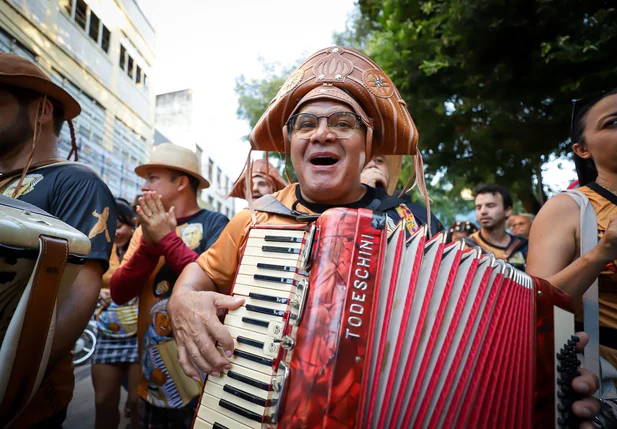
[309,154,340,166]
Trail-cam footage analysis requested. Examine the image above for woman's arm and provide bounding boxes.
[527,193,615,299]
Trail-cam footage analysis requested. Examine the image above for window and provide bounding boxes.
[101,25,110,53]
[217,167,222,187]
[75,0,87,30]
[208,196,214,207]
[127,56,134,79]
[225,176,229,193]
[143,73,148,88]
[216,201,222,213]
[65,0,111,54]
[208,158,214,181]
[119,45,126,70]
[136,65,142,84]
[88,11,100,43]
[60,0,73,15]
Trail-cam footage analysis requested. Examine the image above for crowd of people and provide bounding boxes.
[0,45,613,428]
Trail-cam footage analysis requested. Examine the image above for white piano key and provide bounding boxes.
[239,256,301,272]
[218,346,276,376]
[204,381,270,416]
[228,306,285,324]
[199,397,262,429]
[242,246,302,262]
[247,229,306,239]
[194,406,251,429]
[233,274,297,294]
[208,372,270,400]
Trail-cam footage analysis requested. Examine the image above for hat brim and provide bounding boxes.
[386,155,403,195]
[135,164,211,189]
[0,74,81,120]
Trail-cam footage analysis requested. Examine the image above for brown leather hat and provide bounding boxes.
[249,46,418,156]
[0,53,81,120]
[227,159,288,199]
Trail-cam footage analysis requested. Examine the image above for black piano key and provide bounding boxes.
[256,262,295,272]
[253,274,295,285]
[213,423,229,429]
[246,304,285,317]
[241,316,270,328]
[223,384,268,407]
[249,292,290,304]
[219,398,263,423]
[264,235,302,243]
[237,336,265,350]
[227,370,271,391]
[261,245,300,255]
[234,349,274,367]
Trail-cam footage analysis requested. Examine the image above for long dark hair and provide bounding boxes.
[571,89,617,186]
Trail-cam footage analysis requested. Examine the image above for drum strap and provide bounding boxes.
[0,236,69,425]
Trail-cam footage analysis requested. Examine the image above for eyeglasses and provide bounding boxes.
[287,111,363,139]
[570,89,616,142]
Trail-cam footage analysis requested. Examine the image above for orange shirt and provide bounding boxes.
[198,185,317,292]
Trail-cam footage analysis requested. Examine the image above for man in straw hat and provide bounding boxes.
[166,46,600,422]
[0,53,117,427]
[227,158,287,201]
[109,143,228,428]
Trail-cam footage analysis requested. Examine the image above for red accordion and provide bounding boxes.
[193,208,577,429]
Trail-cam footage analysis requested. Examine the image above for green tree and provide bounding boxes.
[235,59,299,181]
[344,0,617,213]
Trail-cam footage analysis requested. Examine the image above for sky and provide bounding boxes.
[138,0,357,179]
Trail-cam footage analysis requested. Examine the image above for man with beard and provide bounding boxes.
[467,184,528,269]
[0,53,116,427]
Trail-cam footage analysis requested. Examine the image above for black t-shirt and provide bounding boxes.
[1,163,117,270]
[294,184,443,236]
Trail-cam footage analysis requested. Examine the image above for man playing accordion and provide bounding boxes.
[167,47,600,425]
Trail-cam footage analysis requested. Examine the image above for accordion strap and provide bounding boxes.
[563,189,601,391]
[0,235,69,425]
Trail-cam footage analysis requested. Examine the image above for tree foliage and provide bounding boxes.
[234,1,616,218]
[346,0,617,212]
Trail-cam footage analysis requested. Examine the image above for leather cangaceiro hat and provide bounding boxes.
[249,46,419,158]
[0,53,81,119]
[227,159,288,199]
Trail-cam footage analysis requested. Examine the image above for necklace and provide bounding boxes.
[596,182,617,196]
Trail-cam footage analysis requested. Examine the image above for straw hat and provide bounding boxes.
[0,53,81,119]
[249,46,418,158]
[135,143,210,189]
[227,159,287,199]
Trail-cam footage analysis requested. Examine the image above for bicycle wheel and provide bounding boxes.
[73,329,97,365]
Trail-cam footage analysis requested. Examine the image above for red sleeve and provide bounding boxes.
[158,232,199,275]
[110,236,162,304]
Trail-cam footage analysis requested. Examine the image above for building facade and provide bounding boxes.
[0,0,156,201]
[155,89,235,219]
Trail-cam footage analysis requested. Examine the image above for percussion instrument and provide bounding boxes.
[0,195,90,424]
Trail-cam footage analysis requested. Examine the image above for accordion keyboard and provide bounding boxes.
[194,227,310,429]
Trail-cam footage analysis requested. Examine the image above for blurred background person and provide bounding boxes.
[227,158,287,201]
[447,221,478,243]
[467,184,528,269]
[507,213,535,238]
[91,198,139,429]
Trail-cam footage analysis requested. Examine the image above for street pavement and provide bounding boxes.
[64,363,131,429]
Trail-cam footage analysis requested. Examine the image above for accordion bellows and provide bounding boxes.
[193,208,578,429]
[248,46,419,156]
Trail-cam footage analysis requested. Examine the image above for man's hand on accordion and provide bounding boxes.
[573,331,602,427]
[168,263,245,380]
